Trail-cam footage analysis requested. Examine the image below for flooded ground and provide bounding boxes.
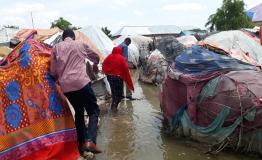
[89,70,258,160]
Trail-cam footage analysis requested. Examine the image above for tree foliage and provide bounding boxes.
[205,0,254,31]
[51,17,79,30]
[101,27,112,39]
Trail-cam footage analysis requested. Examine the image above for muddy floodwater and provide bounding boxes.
[90,70,258,160]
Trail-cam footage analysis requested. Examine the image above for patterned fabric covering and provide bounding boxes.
[0,39,79,160]
[175,45,256,75]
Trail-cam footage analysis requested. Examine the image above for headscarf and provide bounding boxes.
[102,47,134,91]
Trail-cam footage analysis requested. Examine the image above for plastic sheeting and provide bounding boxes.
[201,30,262,66]
[79,26,114,59]
[161,69,262,154]
[139,49,167,84]
[155,36,185,62]
[43,32,62,46]
[176,35,198,48]
[74,31,104,61]
[15,27,62,41]
[198,70,262,127]
[175,46,256,75]
[246,3,262,22]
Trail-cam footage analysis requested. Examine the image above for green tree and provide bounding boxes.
[205,0,254,31]
[51,17,79,30]
[101,27,112,39]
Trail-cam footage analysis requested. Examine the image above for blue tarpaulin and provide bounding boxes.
[175,45,256,75]
[246,3,262,22]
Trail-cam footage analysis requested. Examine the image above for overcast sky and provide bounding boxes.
[0,0,260,32]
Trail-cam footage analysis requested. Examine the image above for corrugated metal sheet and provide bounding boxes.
[113,25,183,37]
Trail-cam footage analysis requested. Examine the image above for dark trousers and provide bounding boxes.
[107,75,123,107]
[64,83,100,147]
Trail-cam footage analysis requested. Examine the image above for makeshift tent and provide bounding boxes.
[246,3,262,24]
[241,28,260,44]
[74,31,104,61]
[139,49,167,84]
[8,29,109,100]
[160,43,262,154]
[79,26,114,59]
[43,31,62,46]
[154,36,185,62]
[176,35,198,48]
[175,46,256,75]
[113,25,182,37]
[0,37,79,159]
[15,27,62,41]
[162,69,262,154]
[200,30,262,66]
[139,36,185,85]
[42,30,105,62]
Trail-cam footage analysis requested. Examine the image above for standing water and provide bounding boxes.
[89,70,258,160]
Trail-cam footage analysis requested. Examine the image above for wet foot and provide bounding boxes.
[80,151,94,160]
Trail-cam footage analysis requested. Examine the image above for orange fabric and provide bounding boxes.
[0,37,78,160]
[16,27,62,41]
[102,47,134,91]
[0,116,75,151]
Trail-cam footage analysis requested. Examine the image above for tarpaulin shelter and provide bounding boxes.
[176,35,198,48]
[200,30,262,67]
[79,26,114,60]
[175,46,256,75]
[139,49,167,84]
[161,69,262,154]
[139,36,185,85]
[15,27,62,42]
[0,32,79,160]
[74,31,104,62]
[246,3,262,26]
[160,40,262,154]
[14,28,104,62]
[154,36,185,62]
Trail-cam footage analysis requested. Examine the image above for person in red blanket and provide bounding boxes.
[102,47,134,112]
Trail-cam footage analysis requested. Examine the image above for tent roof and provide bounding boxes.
[202,30,262,65]
[246,3,262,22]
[113,25,182,37]
[16,27,62,41]
[79,26,114,58]
[113,26,151,37]
[113,35,153,46]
